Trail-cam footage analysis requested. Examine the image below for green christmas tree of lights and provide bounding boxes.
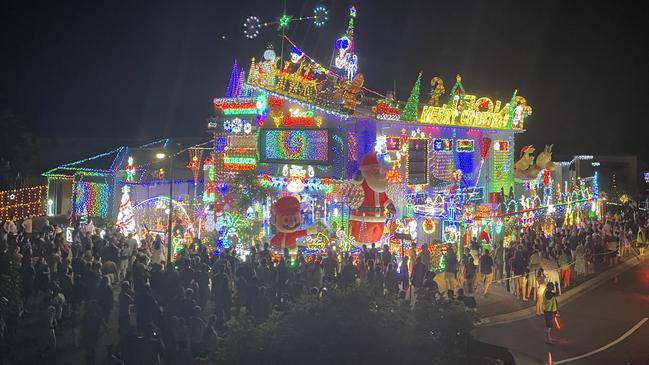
[400,72,422,122]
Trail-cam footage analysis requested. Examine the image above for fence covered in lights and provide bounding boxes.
[0,186,47,222]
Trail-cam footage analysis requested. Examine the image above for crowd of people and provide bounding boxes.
[438,208,648,315]
[0,206,646,363]
[0,218,465,365]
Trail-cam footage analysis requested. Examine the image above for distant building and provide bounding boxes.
[555,154,641,199]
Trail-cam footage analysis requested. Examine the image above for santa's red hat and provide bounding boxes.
[520,145,534,156]
[359,152,379,170]
[272,196,301,215]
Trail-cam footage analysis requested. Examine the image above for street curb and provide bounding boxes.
[477,257,641,327]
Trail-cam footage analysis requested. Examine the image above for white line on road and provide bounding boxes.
[554,317,648,364]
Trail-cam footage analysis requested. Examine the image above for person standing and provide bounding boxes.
[212,265,232,326]
[512,247,528,300]
[558,248,571,289]
[478,250,494,296]
[21,215,33,238]
[463,256,477,295]
[399,256,410,292]
[411,256,426,292]
[494,243,504,280]
[527,245,542,301]
[542,282,559,344]
[384,263,400,295]
[443,245,457,292]
[118,281,134,330]
[637,223,647,259]
[420,244,431,272]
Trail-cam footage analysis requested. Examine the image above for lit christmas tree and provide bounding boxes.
[225,60,239,97]
[400,72,422,122]
[116,186,135,235]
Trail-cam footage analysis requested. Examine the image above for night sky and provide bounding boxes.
[2,0,648,158]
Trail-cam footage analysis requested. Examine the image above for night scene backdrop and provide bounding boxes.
[1,0,648,173]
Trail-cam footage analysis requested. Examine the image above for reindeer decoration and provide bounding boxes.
[428,77,445,106]
[535,144,555,171]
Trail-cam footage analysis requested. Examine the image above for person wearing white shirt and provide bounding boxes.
[21,216,33,236]
[4,218,18,236]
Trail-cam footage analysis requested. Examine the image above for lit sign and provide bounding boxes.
[493,140,510,152]
[456,139,474,152]
[223,155,256,171]
[213,97,258,115]
[282,108,323,127]
[474,204,495,218]
[419,95,532,130]
[223,118,253,134]
[433,139,453,152]
[373,100,401,121]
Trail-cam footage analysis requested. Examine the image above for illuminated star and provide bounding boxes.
[278,14,292,30]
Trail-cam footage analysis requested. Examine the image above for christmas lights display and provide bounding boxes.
[261,129,329,163]
[73,181,110,218]
[0,185,46,221]
[116,186,136,235]
[41,7,603,269]
[401,72,422,122]
[241,4,328,40]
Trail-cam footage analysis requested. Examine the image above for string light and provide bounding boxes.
[73,181,110,218]
[313,6,328,27]
[0,185,46,221]
[43,147,125,177]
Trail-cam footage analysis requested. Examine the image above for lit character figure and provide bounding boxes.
[349,152,396,244]
[259,46,277,86]
[270,196,316,257]
[336,73,364,114]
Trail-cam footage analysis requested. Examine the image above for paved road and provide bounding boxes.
[473,260,649,365]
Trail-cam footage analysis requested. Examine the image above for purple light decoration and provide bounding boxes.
[225,60,239,97]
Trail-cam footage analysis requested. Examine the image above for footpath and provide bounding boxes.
[470,255,641,326]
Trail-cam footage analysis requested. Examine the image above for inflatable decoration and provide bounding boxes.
[334,181,365,209]
[270,196,317,256]
[349,152,395,244]
[514,144,556,181]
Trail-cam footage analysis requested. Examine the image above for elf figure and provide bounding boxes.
[349,152,396,244]
[270,196,317,257]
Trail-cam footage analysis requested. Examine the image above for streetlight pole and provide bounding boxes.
[167,156,174,266]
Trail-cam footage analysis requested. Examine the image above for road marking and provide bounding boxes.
[554,317,648,364]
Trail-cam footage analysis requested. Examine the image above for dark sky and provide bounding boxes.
[2,0,648,158]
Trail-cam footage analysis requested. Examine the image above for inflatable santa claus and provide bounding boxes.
[270,195,316,257]
[349,152,395,244]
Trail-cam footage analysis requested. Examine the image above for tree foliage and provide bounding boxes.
[0,111,35,189]
[215,286,474,365]
[229,170,274,211]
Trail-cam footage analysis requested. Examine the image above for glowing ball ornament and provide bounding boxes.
[243,16,260,39]
[313,5,328,28]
